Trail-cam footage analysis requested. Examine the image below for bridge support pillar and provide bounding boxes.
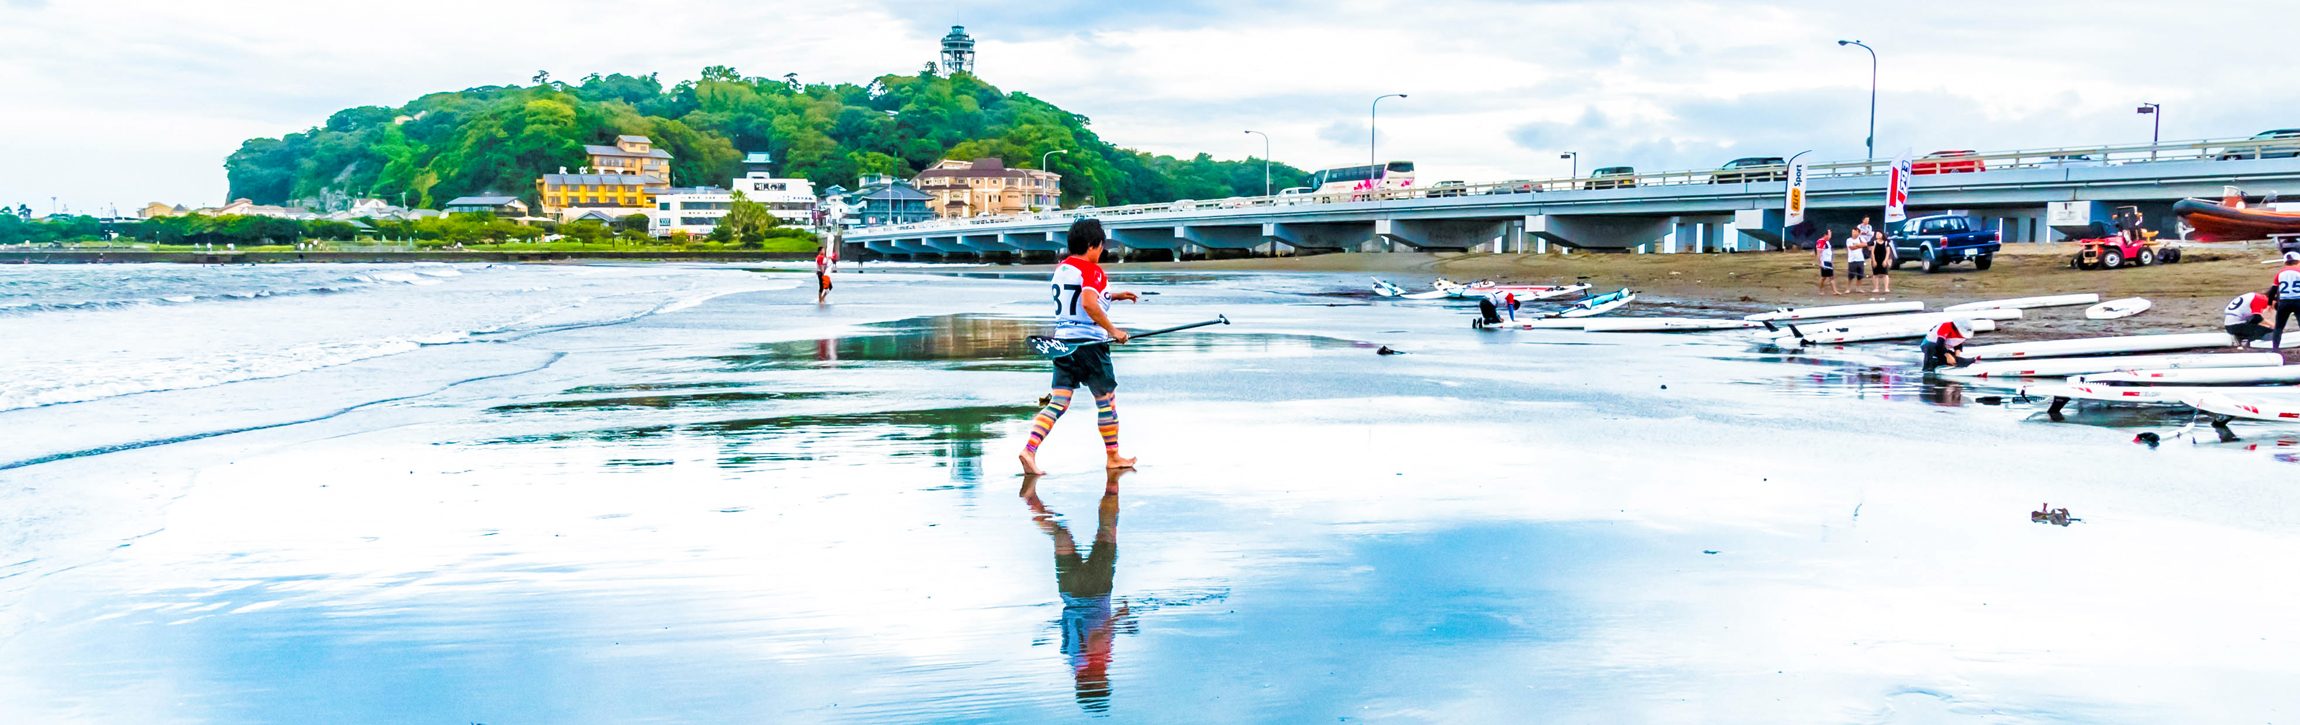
[1179,225,1266,258]
[1734,209,1784,251]
[1378,218,1508,252]
[1526,214,1672,251]
[1108,226,1179,262]
[1267,222,1375,252]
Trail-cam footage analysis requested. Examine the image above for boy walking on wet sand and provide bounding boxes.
[1020,219,1141,475]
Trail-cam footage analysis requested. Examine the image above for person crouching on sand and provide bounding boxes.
[1921,319,1977,371]
[2227,290,2274,346]
[1020,218,1140,476]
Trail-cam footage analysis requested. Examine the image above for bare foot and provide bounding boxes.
[1105,454,1137,470]
[1019,451,1045,476]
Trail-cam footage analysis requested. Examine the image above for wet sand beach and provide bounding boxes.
[2,263,2297,723]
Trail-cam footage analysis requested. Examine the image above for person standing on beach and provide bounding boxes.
[815,247,833,303]
[1020,219,1140,476]
[2271,251,2300,348]
[1870,224,1896,294]
[1845,228,1870,294]
[1814,231,1839,295]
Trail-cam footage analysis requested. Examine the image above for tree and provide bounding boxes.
[721,190,776,245]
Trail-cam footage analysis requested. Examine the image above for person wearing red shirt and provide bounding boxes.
[2226,290,2275,345]
[1020,219,1139,475]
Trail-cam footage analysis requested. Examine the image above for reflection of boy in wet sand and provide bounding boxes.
[1021,471,1131,713]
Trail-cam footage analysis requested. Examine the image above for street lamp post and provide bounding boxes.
[1838,40,1877,163]
[1560,151,1578,180]
[2137,103,2162,161]
[1244,130,1271,196]
[1371,94,1407,192]
[1039,148,1069,210]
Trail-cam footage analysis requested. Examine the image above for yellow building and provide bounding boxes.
[535,174,659,221]
[587,135,674,182]
[913,158,1061,219]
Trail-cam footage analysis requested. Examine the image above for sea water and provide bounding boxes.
[1,263,2295,723]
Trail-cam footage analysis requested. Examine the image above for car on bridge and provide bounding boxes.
[1587,166,1637,189]
[1427,180,1469,197]
[1914,150,1986,174]
[1710,157,1786,184]
[2218,129,2300,160]
[1486,180,1541,194]
[1888,214,2001,272]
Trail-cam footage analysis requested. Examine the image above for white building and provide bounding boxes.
[648,187,734,238]
[731,173,817,226]
[646,174,817,237]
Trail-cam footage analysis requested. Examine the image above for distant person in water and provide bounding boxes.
[815,248,833,303]
[1021,470,1131,714]
[1921,318,1977,371]
[1020,218,1140,475]
[2227,290,2275,345]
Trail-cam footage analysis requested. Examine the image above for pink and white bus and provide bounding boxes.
[1306,161,1416,195]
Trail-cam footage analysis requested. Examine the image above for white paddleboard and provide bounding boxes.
[1581,317,1765,332]
[1371,278,1404,297]
[2084,298,2151,320]
[1524,283,1594,301]
[2188,392,2300,421]
[1961,332,2234,360]
[1787,319,1996,345]
[1744,300,1925,322]
[1560,292,1637,318]
[2075,365,2300,385]
[1478,318,1589,330]
[1941,352,2281,379]
[1758,309,2022,340]
[1943,293,2101,312]
[2244,337,2300,349]
[2021,382,2222,403]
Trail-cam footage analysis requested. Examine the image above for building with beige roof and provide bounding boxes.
[913,158,1060,219]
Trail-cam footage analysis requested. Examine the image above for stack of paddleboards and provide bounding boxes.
[1752,304,2025,346]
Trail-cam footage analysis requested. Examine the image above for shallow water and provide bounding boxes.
[2,264,2298,723]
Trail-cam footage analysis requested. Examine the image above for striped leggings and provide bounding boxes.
[1024,388,1118,453]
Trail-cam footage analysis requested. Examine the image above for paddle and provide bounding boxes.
[1026,316,1231,358]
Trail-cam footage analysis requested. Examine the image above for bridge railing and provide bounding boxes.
[856,135,2297,236]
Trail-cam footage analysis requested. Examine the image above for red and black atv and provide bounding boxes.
[2071,206,2182,269]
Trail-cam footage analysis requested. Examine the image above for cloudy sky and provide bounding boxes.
[4,0,2296,213]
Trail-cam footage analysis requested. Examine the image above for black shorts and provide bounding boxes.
[1820,265,1835,278]
[2229,322,2272,341]
[1873,259,1892,275]
[1052,341,1117,394]
[1848,261,1867,280]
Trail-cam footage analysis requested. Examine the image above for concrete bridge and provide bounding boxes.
[847,137,2300,261]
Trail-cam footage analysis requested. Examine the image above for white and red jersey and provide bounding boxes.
[1050,255,1112,341]
[2278,266,2300,301]
[2228,292,2273,326]
[1815,238,1833,266]
[1926,319,1972,348]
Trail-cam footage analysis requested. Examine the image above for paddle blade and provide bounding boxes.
[1026,336,1073,358]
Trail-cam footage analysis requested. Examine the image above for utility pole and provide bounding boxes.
[1244,130,1271,196]
[1371,94,1407,192]
[2137,103,2162,161]
[1839,40,1878,163]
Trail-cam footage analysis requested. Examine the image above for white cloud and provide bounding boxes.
[4,0,2297,210]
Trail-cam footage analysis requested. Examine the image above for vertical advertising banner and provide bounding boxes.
[1784,159,1810,225]
[1884,150,1914,223]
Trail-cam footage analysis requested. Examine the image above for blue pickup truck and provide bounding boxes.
[1889,214,2001,272]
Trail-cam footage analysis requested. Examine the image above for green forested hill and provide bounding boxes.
[225,67,1306,210]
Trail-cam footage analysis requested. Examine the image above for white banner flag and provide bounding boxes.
[1784,159,1810,225]
[1884,149,1914,224]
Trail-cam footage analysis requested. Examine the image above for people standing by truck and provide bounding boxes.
[1845,228,1871,294]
